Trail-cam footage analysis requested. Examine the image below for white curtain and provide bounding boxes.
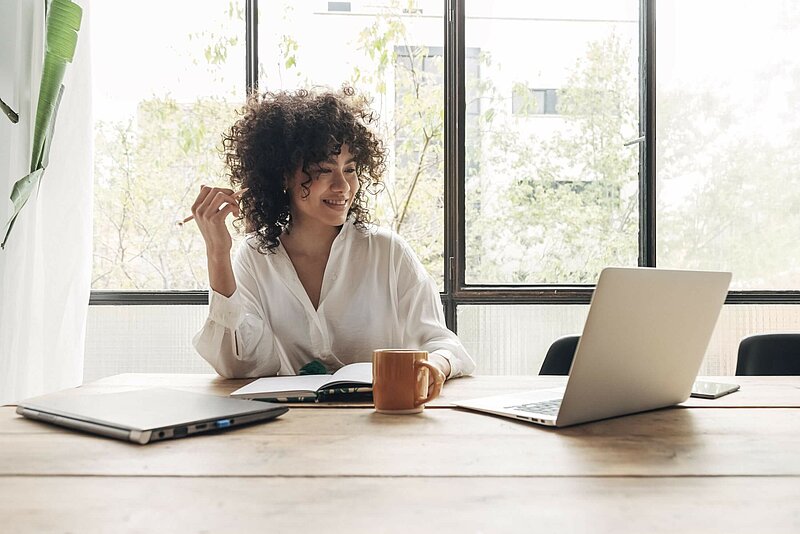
[0,0,93,405]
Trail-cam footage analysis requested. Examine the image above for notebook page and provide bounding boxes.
[324,362,373,387]
[230,375,330,398]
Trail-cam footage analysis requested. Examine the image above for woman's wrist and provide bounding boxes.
[205,241,232,260]
[207,253,236,297]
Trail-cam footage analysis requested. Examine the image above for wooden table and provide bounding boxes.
[2,375,799,533]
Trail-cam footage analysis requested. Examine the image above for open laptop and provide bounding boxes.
[16,387,288,444]
[455,267,732,427]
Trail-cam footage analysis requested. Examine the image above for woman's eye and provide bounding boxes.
[345,168,356,174]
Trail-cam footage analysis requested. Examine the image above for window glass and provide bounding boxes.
[258,0,445,287]
[465,1,641,284]
[656,1,800,289]
[91,1,246,289]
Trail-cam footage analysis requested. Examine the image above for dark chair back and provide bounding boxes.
[736,333,800,375]
[539,335,580,375]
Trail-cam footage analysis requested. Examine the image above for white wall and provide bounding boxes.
[83,305,213,382]
[83,303,800,381]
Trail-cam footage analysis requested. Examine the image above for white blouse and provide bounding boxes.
[193,220,476,379]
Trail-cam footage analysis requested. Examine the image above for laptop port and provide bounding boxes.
[173,426,188,437]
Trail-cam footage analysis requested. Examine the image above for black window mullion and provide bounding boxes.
[246,0,259,94]
[639,0,656,267]
[443,0,464,330]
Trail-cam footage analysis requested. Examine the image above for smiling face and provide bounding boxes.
[287,144,359,232]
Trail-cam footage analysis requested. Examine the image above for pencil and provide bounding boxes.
[176,188,248,226]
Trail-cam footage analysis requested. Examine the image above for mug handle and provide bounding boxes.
[414,360,445,408]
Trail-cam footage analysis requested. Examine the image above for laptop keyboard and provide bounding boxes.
[506,398,562,416]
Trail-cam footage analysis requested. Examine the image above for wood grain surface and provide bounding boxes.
[3,374,799,533]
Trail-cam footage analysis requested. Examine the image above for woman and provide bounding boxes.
[191,87,475,385]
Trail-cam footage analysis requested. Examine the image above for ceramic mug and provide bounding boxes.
[372,349,445,414]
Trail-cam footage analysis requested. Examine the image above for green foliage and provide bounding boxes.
[280,35,299,70]
[349,4,446,284]
[467,33,639,284]
[189,2,243,93]
[3,0,82,249]
[1,96,20,123]
[90,2,641,288]
[656,89,800,287]
[652,6,800,288]
[91,3,800,290]
[92,97,238,289]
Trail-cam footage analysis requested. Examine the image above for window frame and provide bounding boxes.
[90,0,800,320]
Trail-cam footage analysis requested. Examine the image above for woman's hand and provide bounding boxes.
[191,185,240,297]
[426,353,450,396]
[191,185,240,256]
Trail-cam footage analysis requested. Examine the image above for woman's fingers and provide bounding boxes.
[194,187,239,221]
[204,191,240,218]
[190,186,212,216]
[188,185,242,255]
[193,185,233,205]
[211,202,240,221]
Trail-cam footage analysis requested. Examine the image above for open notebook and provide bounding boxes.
[230,362,373,401]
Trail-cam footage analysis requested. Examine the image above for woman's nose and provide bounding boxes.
[331,170,350,193]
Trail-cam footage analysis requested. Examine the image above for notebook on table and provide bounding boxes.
[16,387,288,444]
[455,267,732,428]
[230,362,373,402]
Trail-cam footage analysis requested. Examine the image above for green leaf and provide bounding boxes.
[40,85,64,169]
[3,0,81,249]
[1,168,45,249]
[0,97,19,123]
[30,0,82,172]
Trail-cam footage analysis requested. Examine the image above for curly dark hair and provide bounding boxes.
[223,86,386,254]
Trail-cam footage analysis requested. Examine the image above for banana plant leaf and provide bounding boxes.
[1,87,63,248]
[0,97,19,123]
[1,0,82,249]
[2,168,45,248]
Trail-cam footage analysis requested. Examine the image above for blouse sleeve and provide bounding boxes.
[192,243,280,378]
[394,237,476,378]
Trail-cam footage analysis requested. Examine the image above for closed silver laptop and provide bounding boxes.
[16,387,288,444]
[455,267,731,427]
